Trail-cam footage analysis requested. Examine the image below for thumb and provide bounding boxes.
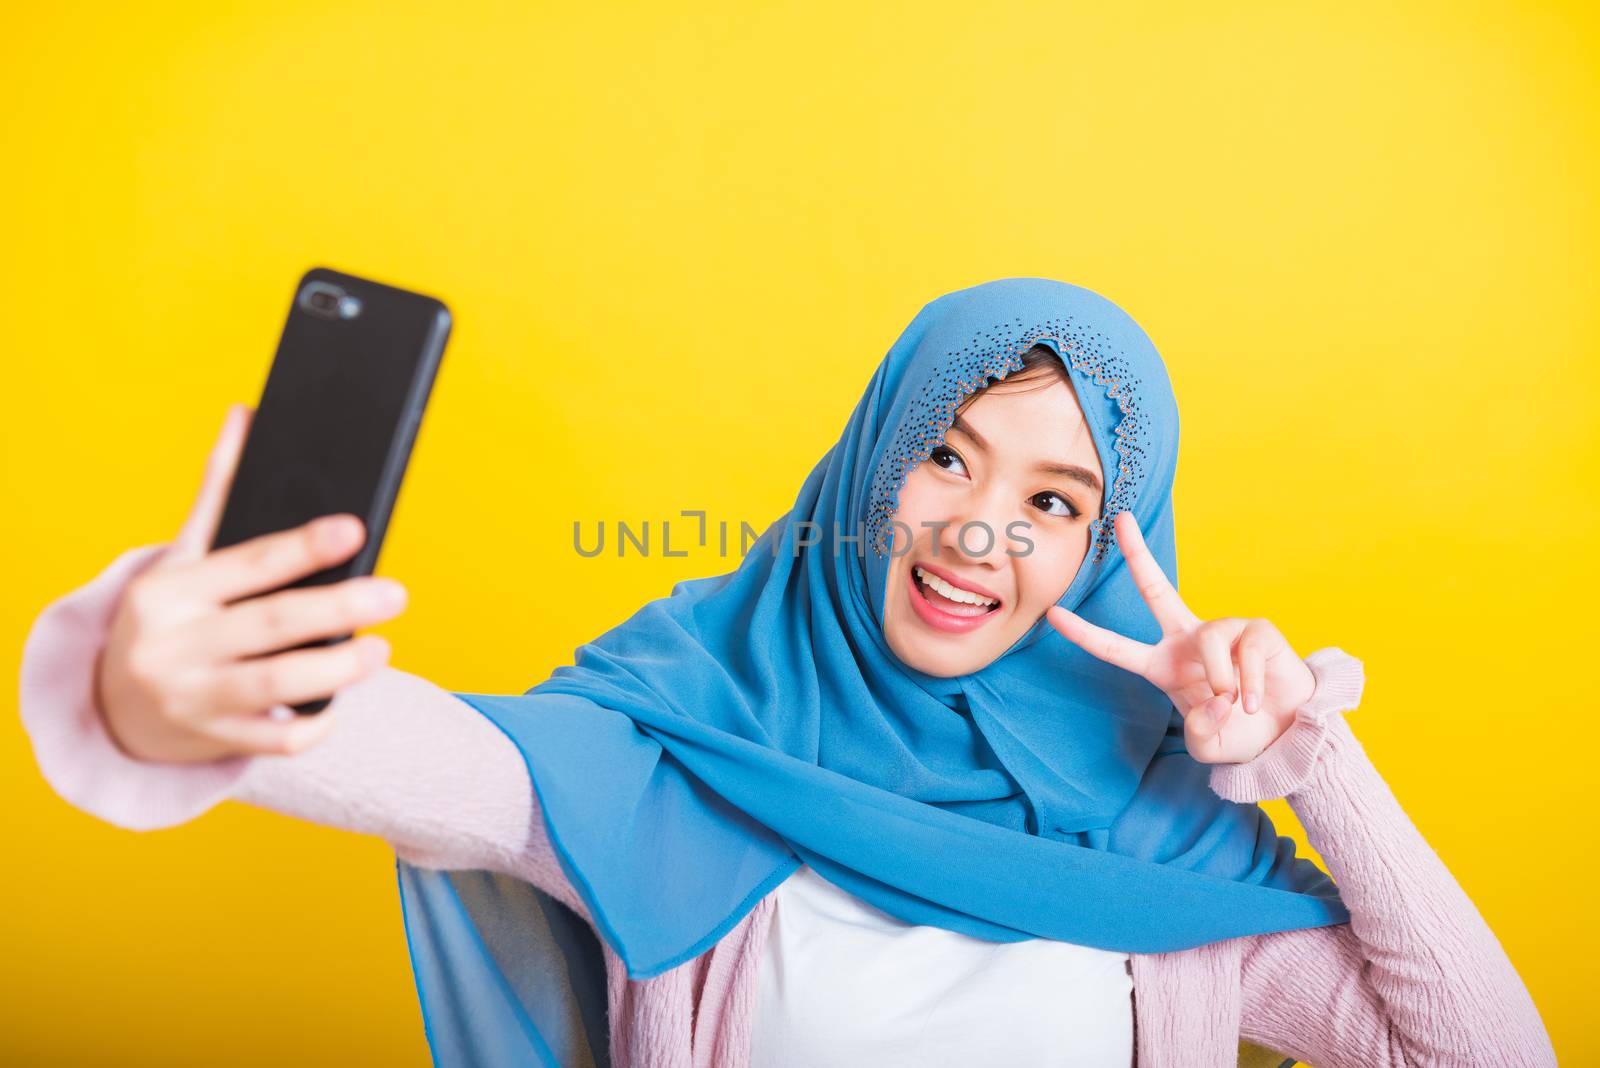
[1188,692,1232,738]
[166,403,254,565]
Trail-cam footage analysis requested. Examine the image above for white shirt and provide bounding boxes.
[749,864,1135,1067]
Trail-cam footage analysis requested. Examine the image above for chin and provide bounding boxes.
[884,627,1001,678]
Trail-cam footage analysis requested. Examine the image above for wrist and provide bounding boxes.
[22,543,254,829]
[1209,647,1365,803]
[1290,646,1366,730]
[93,644,141,761]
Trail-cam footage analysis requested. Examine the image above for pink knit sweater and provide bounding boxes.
[19,543,1556,1068]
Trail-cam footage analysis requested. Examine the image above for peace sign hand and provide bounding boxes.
[1045,512,1318,765]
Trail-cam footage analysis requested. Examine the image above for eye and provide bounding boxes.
[929,444,969,477]
[1031,491,1081,519]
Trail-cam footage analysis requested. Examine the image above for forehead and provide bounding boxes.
[955,376,1100,463]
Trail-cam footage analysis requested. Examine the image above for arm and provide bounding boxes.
[1209,648,1555,1068]
[19,542,587,920]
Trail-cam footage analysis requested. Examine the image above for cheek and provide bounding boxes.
[890,467,948,531]
[1013,536,1089,609]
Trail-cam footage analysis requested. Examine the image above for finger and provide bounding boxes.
[177,575,407,663]
[1185,692,1233,745]
[1195,619,1247,700]
[1112,511,1198,637]
[156,512,367,609]
[200,706,341,757]
[1046,605,1156,678]
[199,634,389,717]
[165,404,255,566]
[1236,621,1269,714]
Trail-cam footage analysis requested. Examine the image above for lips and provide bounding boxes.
[906,561,1003,634]
[913,560,1003,605]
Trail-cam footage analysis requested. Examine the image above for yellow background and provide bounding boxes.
[3,2,1594,1064]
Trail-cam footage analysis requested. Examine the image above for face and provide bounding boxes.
[881,368,1105,677]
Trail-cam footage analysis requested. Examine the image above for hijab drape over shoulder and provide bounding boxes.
[396,278,1348,1063]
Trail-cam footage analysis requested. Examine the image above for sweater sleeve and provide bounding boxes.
[18,541,589,921]
[1209,648,1555,1068]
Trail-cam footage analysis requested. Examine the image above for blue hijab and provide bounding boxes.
[395,278,1347,1065]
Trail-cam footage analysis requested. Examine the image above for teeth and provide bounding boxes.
[915,566,998,607]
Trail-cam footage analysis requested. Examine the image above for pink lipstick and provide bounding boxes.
[905,562,1002,634]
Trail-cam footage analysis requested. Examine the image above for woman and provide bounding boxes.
[21,278,1554,1066]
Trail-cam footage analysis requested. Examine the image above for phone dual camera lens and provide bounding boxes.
[300,281,363,321]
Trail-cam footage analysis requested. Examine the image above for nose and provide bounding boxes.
[935,481,1021,569]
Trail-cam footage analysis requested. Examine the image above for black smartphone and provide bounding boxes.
[209,266,451,714]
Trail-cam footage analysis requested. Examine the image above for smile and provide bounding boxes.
[907,562,1002,634]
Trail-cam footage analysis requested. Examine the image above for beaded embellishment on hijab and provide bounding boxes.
[866,319,1146,565]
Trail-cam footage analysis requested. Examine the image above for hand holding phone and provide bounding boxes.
[94,266,450,759]
[208,267,449,713]
[96,405,407,764]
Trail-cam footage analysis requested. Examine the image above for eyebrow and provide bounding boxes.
[948,414,1104,496]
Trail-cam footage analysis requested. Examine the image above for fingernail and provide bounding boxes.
[318,514,360,548]
[360,578,407,612]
